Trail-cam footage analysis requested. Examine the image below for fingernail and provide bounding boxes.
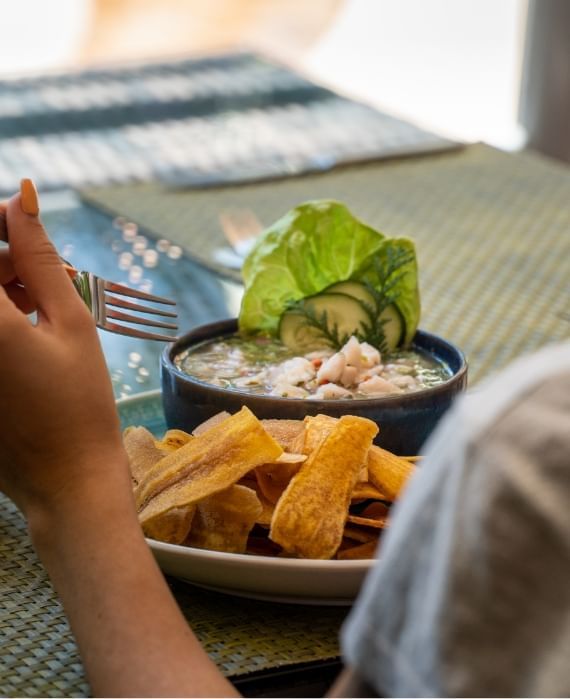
[20,178,39,216]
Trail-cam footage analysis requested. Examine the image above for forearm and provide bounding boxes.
[328,667,377,697]
[28,459,238,698]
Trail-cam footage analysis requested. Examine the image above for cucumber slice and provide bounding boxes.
[279,292,370,352]
[378,304,405,352]
[324,281,376,309]
[326,281,405,351]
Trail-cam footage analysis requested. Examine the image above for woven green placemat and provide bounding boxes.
[81,144,570,383]
[0,494,345,697]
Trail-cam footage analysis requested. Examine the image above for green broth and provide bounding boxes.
[175,334,451,399]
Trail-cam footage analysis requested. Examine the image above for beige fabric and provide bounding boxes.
[342,342,570,697]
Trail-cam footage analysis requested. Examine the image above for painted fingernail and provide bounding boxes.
[20,178,40,216]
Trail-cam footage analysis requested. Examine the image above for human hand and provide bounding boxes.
[0,182,239,699]
[0,180,131,527]
[0,194,34,314]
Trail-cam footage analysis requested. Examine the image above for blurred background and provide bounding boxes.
[0,0,568,397]
[3,0,566,156]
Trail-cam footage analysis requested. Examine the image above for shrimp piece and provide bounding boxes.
[269,357,315,386]
[270,381,309,398]
[359,375,402,395]
[305,349,334,361]
[355,365,385,383]
[233,373,265,388]
[390,375,418,389]
[309,382,352,399]
[340,365,358,387]
[316,352,346,384]
[340,336,363,367]
[359,342,381,368]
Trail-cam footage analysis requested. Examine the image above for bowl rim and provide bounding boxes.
[162,317,468,406]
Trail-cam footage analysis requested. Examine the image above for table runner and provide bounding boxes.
[82,144,570,383]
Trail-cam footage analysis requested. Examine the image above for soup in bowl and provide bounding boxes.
[161,318,467,455]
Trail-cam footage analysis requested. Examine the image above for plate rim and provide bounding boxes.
[148,536,372,571]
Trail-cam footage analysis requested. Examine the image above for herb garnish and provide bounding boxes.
[284,301,349,349]
[287,246,414,353]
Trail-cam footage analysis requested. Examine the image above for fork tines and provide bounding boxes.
[102,280,178,342]
[103,281,176,305]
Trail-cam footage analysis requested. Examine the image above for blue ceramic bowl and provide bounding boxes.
[161,318,468,455]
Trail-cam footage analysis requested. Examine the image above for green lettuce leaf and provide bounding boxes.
[239,200,420,344]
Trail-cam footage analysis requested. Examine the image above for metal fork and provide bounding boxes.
[0,213,178,342]
[71,269,178,342]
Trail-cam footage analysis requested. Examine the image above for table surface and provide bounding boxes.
[82,143,570,384]
[1,143,570,696]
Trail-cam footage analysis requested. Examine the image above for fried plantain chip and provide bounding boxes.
[261,419,305,452]
[245,481,275,526]
[347,501,390,529]
[246,531,282,557]
[123,427,196,543]
[276,452,307,464]
[300,414,338,454]
[185,485,262,553]
[192,411,231,436]
[154,428,193,453]
[123,426,164,486]
[136,407,282,530]
[142,505,196,544]
[337,538,378,560]
[343,525,379,543]
[350,481,390,502]
[255,495,275,526]
[270,415,378,559]
[360,501,390,519]
[367,445,416,501]
[255,460,300,504]
[346,514,389,529]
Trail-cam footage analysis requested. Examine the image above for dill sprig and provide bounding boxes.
[285,299,350,349]
[364,247,415,315]
[359,247,415,352]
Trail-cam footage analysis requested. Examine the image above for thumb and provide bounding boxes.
[6,180,79,322]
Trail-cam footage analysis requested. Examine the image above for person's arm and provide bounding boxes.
[29,477,238,698]
[0,182,238,697]
[328,666,378,697]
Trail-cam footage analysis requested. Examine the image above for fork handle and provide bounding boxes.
[0,209,77,280]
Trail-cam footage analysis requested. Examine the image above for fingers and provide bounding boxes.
[0,204,10,281]
[1,203,36,314]
[0,248,17,285]
[6,180,80,323]
[0,202,7,242]
[3,281,34,315]
[0,282,31,332]
[1,202,35,313]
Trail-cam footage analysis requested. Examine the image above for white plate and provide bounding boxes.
[149,539,372,605]
[118,390,374,605]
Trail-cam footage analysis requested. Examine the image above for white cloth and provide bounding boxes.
[341,342,570,697]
